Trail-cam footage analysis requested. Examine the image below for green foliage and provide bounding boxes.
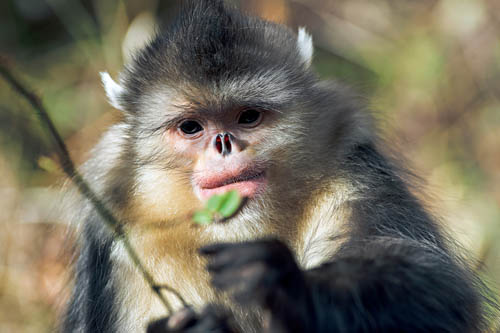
[193,190,242,225]
[192,210,214,225]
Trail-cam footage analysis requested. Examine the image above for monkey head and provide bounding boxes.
[98,0,369,235]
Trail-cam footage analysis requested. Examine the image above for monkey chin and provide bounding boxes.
[196,173,267,201]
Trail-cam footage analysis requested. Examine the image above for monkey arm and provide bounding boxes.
[306,238,483,333]
[200,238,484,333]
[200,240,316,333]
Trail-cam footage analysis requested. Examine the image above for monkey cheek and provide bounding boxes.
[196,178,267,201]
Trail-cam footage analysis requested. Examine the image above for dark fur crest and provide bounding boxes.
[120,0,309,112]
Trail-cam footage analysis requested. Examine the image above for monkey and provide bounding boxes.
[62,0,493,332]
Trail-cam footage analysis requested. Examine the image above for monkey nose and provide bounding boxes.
[214,133,232,156]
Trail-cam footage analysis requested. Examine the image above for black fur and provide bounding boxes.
[63,214,118,332]
[63,0,495,332]
[120,0,313,114]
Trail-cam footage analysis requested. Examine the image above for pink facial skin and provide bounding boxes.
[194,167,267,201]
[169,108,271,202]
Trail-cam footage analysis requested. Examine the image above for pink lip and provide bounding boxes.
[196,170,267,200]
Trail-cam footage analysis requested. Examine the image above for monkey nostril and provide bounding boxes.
[224,134,232,153]
[215,133,232,156]
[215,135,223,154]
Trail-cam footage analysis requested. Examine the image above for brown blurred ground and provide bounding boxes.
[0,0,499,331]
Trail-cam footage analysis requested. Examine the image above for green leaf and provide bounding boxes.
[217,190,242,218]
[206,194,225,212]
[193,210,214,225]
[192,191,243,225]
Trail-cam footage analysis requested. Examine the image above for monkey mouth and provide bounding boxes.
[196,169,267,200]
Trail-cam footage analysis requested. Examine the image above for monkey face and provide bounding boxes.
[165,107,273,201]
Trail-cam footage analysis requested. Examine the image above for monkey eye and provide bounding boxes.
[179,120,204,136]
[238,109,262,127]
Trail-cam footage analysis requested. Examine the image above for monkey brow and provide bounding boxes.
[152,114,192,133]
[150,100,281,134]
[150,104,208,133]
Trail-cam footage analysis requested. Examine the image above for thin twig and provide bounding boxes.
[154,285,188,307]
[0,58,188,314]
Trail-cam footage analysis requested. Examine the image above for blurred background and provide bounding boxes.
[0,0,499,331]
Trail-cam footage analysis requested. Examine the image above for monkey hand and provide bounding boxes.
[146,305,236,333]
[200,239,315,332]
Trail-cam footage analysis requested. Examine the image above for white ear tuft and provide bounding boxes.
[100,72,125,110]
[297,27,313,67]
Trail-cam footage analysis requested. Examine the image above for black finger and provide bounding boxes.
[206,245,271,273]
[199,242,236,255]
[186,306,232,333]
[147,317,170,333]
[211,262,268,291]
[211,268,245,291]
[167,307,197,330]
[200,240,277,256]
[231,273,268,305]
